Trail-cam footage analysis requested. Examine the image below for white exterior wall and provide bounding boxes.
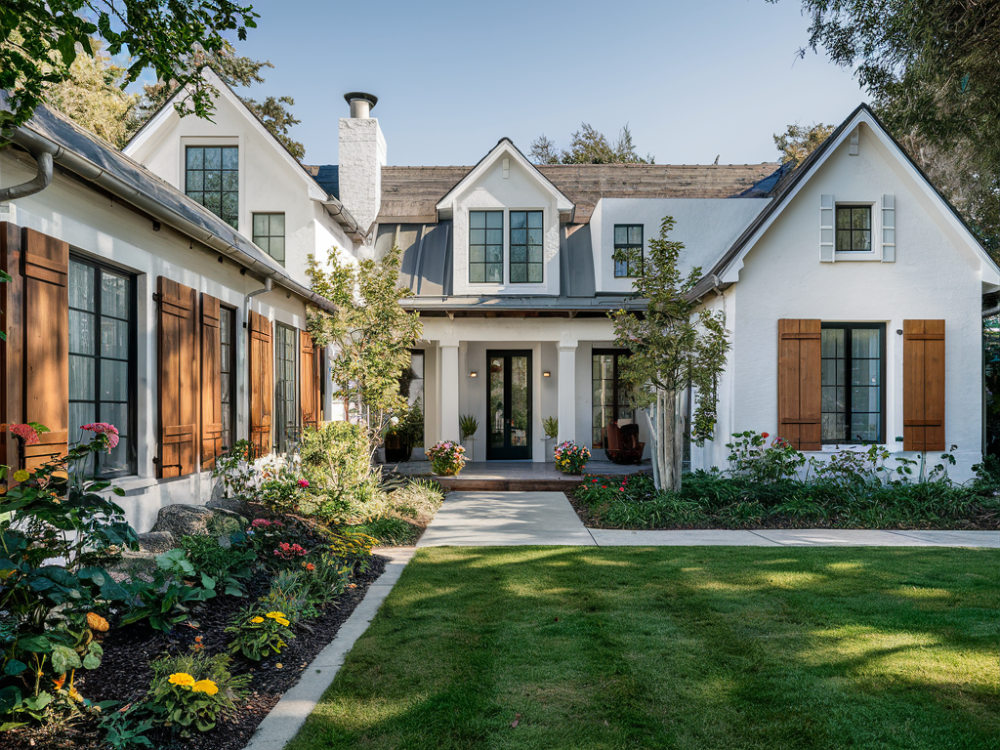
[445,147,562,297]
[2,154,312,530]
[720,125,985,480]
[592,198,769,293]
[124,81,359,288]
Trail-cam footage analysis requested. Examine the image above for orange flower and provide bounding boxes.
[53,674,67,691]
[86,612,110,632]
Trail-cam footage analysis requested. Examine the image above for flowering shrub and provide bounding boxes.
[273,542,308,560]
[725,431,806,483]
[225,608,295,661]
[80,422,120,450]
[211,439,264,503]
[146,648,249,735]
[554,441,590,474]
[425,440,466,476]
[329,529,377,573]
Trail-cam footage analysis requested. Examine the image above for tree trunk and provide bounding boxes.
[657,387,684,493]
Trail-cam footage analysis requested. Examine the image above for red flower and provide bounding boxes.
[298,479,310,488]
[2,423,40,445]
[619,487,625,492]
[601,486,607,489]
[761,432,769,439]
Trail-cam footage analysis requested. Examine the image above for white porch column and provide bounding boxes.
[558,344,577,444]
[439,343,461,442]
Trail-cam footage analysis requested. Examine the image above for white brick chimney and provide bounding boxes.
[338,92,385,235]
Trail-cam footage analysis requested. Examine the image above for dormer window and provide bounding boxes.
[509,210,543,283]
[469,210,503,283]
[186,146,239,228]
[614,224,644,277]
[835,206,872,252]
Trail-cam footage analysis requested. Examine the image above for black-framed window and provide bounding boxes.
[592,350,634,449]
[821,323,885,444]
[219,306,237,451]
[835,206,872,252]
[274,323,299,453]
[509,210,543,283]
[469,210,503,283]
[68,257,136,477]
[253,213,285,265]
[614,224,643,277]
[185,146,239,228]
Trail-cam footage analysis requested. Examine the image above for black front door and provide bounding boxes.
[487,350,532,460]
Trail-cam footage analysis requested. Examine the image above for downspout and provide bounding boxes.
[0,141,57,202]
[243,279,273,443]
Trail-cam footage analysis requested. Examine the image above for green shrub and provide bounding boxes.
[121,551,217,632]
[352,516,419,546]
[388,478,444,520]
[180,534,256,597]
[299,423,386,524]
[259,570,320,620]
[225,608,295,661]
[145,648,249,735]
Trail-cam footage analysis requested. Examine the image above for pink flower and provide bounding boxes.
[80,422,119,451]
[4,423,40,445]
[298,479,310,488]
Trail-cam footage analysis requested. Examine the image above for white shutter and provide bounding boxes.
[881,194,895,262]
[820,194,835,262]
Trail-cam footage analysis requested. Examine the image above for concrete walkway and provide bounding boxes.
[418,491,1000,548]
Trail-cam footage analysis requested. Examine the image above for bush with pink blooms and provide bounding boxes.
[425,440,466,476]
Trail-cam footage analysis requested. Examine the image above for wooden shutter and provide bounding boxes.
[903,320,945,451]
[1,223,24,473]
[820,195,835,262]
[22,228,69,470]
[200,293,224,469]
[300,331,322,431]
[881,195,895,262]
[156,277,199,478]
[777,319,822,451]
[249,310,273,454]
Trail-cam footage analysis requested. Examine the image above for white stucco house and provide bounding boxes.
[1,74,995,535]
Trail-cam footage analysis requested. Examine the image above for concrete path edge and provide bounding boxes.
[242,547,415,750]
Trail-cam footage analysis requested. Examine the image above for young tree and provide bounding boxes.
[530,122,654,164]
[529,134,559,164]
[0,0,257,134]
[773,122,835,166]
[306,246,423,457]
[610,217,730,491]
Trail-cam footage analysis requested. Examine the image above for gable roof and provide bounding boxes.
[434,138,575,218]
[686,103,1000,300]
[378,162,778,224]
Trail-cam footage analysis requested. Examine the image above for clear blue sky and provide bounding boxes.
[222,0,867,167]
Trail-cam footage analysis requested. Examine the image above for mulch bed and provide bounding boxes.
[1,554,388,750]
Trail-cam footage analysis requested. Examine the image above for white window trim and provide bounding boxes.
[834,201,882,261]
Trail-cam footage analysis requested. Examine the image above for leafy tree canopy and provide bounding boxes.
[530,123,654,164]
[0,0,257,134]
[773,122,834,166]
[777,0,1000,252]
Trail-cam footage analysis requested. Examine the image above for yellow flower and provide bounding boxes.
[276,617,291,627]
[265,612,286,620]
[168,672,195,688]
[12,469,29,483]
[192,680,219,696]
[251,616,265,624]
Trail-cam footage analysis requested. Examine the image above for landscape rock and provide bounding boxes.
[149,504,214,538]
[136,531,175,553]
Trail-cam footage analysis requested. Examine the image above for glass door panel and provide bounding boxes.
[486,350,532,460]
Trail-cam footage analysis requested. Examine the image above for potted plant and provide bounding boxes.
[543,417,558,462]
[383,400,424,463]
[425,440,467,477]
[554,440,591,475]
[460,414,478,462]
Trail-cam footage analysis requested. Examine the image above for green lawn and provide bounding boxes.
[288,547,999,750]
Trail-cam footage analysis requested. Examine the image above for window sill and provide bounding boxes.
[833,252,882,262]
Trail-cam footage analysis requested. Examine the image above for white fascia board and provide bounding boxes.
[435,139,574,213]
[718,108,1000,290]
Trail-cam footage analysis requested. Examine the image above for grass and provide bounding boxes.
[287,547,999,750]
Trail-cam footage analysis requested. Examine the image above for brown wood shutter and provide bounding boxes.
[200,293,224,469]
[777,319,822,451]
[156,277,199,478]
[249,310,273,455]
[1,222,24,473]
[300,331,321,431]
[22,228,69,470]
[903,320,945,451]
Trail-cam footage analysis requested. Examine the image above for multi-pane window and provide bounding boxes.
[274,324,299,453]
[614,225,643,277]
[253,213,285,265]
[219,306,236,451]
[835,206,872,252]
[509,210,543,283]
[469,211,503,283]
[69,258,135,477]
[592,351,634,449]
[821,324,884,444]
[185,146,239,228]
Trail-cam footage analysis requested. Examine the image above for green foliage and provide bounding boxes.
[328,530,376,573]
[350,516,420,547]
[120,551,217,632]
[99,702,155,749]
[146,648,249,734]
[180,534,255,597]
[459,414,479,441]
[386,478,444,521]
[306,245,422,444]
[543,416,559,439]
[773,122,835,166]
[0,0,257,135]
[225,608,295,662]
[299,422,386,524]
[726,431,807,482]
[530,123,654,164]
[0,435,136,725]
[259,570,320,620]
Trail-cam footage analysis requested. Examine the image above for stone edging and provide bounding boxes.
[242,548,416,750]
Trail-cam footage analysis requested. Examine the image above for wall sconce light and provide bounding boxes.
[469,371,478,378]
[542,371,551,377]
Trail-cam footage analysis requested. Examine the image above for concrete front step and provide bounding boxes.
[434,477,584,492]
